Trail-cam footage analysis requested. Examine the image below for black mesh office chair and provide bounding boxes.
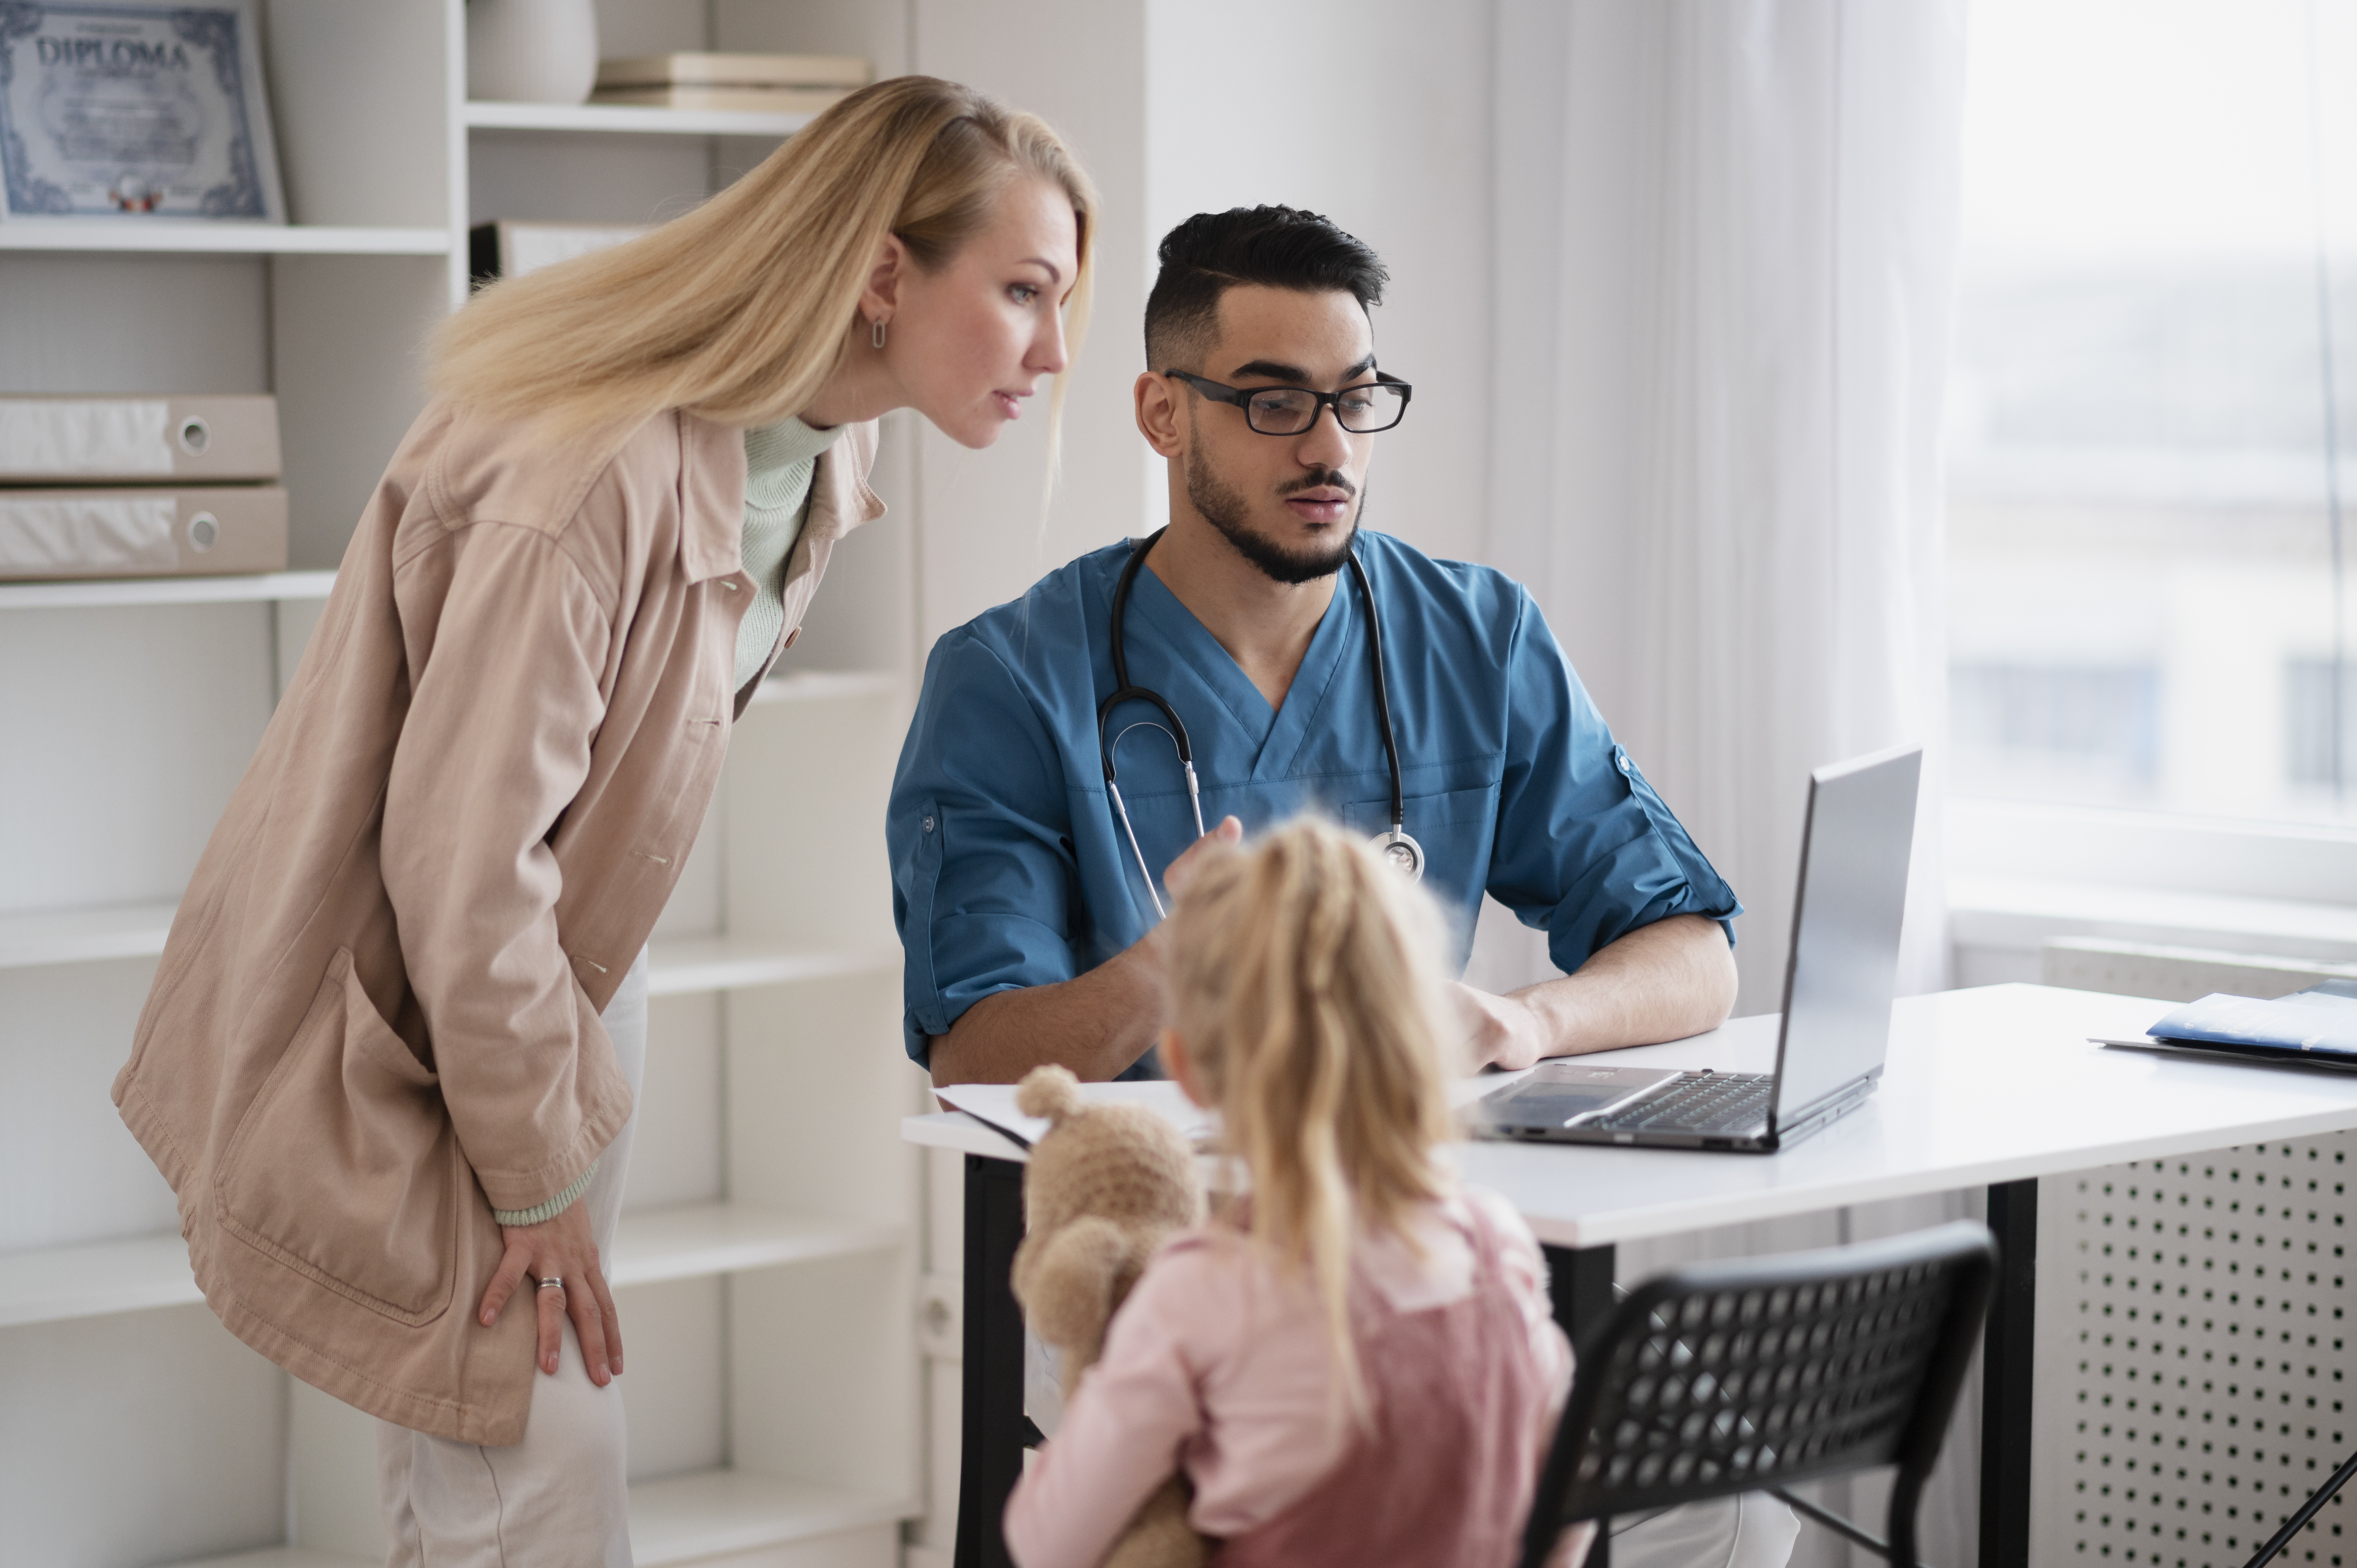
[1518,1221,1998,1568]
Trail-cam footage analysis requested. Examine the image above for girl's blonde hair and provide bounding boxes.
[1165,817,1460,1424]
[430,76,1097,440]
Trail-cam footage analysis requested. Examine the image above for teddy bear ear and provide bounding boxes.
[1016,1064,1084,1122]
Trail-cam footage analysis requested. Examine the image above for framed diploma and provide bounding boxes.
[0,1,285,223]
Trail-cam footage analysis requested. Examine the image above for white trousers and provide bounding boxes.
[376,950,649,1568]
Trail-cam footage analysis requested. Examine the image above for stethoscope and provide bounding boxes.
[1096,527,1424,919]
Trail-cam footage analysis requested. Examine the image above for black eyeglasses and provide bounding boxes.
[1162,369,1413,435]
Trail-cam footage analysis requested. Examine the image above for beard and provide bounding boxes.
[1185,445,1360,586]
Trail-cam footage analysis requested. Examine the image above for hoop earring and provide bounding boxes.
[871,317,888,350]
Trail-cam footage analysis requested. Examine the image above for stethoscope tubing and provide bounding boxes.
[1097,528,1420,914]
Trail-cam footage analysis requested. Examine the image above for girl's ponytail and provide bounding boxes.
[1164,818,1460,1426]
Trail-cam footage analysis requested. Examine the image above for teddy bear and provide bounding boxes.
[1011,1064,1213,1568]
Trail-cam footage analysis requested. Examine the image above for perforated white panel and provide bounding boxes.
[2032,1132,2357,1567]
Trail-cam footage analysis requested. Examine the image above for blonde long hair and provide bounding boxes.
[430,76,1097,440]
[1165,818,1460,1424]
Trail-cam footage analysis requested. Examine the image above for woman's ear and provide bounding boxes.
[857,233,909,328]
[1162,1028,1210,1109]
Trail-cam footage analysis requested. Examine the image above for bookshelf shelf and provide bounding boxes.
[629,1470,911,1565]
[749,669,905,707]
[0,570,336,611]
[0,900,177,968]
[0,1204,897,1330]
[161,1471,910,1568]
[645,934,899,995]
[465,100,816,137]
[0,223,450,256]
[609,1204,904,1289]
[0,906,897,992]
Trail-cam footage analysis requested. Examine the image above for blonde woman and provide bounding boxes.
[1003,818,1587,1568]
[113,77,1093,1565]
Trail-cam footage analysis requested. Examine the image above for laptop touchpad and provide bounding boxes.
[1480,1065,1678,1129]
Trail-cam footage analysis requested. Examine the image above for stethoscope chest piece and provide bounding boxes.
[1374,827,1425,881]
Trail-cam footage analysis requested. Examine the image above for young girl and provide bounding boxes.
[1003,817,1591,1568]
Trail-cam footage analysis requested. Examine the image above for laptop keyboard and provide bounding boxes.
[1587,1072,1774,1135]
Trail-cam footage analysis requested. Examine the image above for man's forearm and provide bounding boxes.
[927,942,1165,1087]
[1518,913,1739,1058]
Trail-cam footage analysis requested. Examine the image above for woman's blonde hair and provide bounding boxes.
[1164,817,1460,1425]
[430,76,1097,440]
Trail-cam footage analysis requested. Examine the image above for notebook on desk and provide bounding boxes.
[2094,980,2357,1072]
[1467,742,1924,1154]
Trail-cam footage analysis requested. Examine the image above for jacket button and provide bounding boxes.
[922,816,935,832]
[783,628,800,650]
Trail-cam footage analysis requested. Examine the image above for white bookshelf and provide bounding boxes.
[0,1,926,1564]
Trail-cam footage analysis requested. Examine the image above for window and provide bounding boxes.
[1948,0,2354,826]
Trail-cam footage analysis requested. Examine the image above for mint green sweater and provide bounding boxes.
[486,416,842,1230]
[733,416,843,692]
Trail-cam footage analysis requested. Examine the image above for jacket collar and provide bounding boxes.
[676,410,887,585]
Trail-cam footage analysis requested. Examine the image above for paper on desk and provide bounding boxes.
[938,1069,1530,1151]
[933,1080,1218,1150]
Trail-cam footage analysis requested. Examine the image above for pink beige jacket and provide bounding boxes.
[112,398,882,1444]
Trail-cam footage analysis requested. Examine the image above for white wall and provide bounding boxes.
[905,0,1155,650]
[1142,0,1497,569]
[891,0,1502,654]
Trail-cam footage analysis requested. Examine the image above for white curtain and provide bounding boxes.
[1477,4,1977,1565]
[1481,0,1964,1014]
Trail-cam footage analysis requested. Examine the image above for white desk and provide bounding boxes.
[905,984,2357,1568]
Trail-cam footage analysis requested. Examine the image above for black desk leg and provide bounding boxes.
[1545,1243,1617,1568]
[957,1155,1026,1568]
[1980,1178,2037,1568]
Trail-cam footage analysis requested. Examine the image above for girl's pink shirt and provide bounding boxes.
[1002,1185,1573,1568]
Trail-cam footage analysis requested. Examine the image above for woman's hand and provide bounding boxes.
[477,1198,623,1385]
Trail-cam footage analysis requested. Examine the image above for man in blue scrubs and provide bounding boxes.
[893,205,1743,1085]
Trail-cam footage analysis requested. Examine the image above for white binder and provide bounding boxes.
[0,395,282,483]
[0,486,288,579]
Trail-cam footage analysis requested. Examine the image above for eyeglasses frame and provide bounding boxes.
[1160,368,1414,435]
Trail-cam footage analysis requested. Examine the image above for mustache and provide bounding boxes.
[1279,467,1357,499]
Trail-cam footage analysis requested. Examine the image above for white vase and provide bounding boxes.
[467,0,600,106]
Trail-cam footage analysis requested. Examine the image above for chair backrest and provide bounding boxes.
[1520,1220,1997,1568]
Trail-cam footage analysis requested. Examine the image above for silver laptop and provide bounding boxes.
[1472,743,1922,1153]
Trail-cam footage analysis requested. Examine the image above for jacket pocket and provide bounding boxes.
[214,948,462,1325]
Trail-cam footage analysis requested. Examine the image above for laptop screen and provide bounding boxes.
[1770,745,1922,1126]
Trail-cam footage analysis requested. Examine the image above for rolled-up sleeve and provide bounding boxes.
[890,629,1081,1067]
[381,523,623,1215]
[1486,592,1741,974]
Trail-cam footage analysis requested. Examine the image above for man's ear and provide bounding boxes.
[1134,371,1185,459]
[857,233,909,326]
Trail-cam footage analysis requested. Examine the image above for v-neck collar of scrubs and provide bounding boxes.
[1120,558,1358,784]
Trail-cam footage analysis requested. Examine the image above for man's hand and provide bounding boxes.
[1456,915,1739,1070]
[1452,982,1550,1071]
[928,816,1243,1087]
[478,1197,623,1385]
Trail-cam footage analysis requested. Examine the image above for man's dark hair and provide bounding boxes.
[1144,206,1389,371]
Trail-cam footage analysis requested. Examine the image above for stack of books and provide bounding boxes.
[590,53,870,116]
[0,396,286,581]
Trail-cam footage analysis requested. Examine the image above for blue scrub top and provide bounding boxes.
[888,530,1741,1071]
